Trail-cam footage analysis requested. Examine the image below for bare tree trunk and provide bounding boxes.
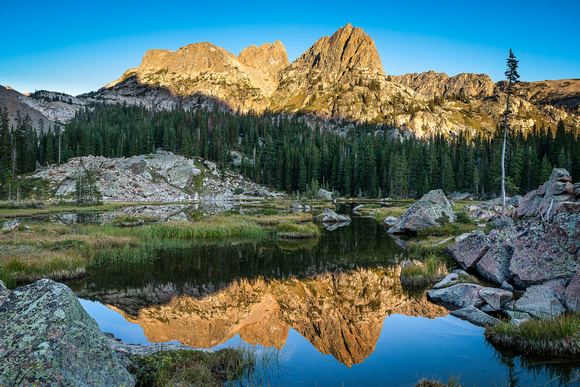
[501,83,512,215]
[58,126,62,165]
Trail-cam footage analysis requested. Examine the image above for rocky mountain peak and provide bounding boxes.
[238,40,289,78]
[296,23,383,76]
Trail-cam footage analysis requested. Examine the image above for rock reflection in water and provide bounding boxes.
[104,267,446,367]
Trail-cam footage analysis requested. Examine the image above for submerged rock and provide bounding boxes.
[0,279,134,386]
[451,305,500,327]
[427,283,484,309]
[388,189,456,234]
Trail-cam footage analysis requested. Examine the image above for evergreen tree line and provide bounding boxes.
[0,104,578,199]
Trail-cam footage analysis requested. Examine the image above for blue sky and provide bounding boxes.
[1,0,578,95]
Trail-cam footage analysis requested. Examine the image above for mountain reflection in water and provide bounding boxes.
[107,267,446,366]
[71,216,579,385]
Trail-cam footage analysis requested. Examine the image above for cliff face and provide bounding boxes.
[94,267,447,367]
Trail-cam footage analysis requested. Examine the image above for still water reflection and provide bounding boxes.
[71,216,579,386]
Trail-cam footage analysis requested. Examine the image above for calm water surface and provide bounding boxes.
[68,212,578,386]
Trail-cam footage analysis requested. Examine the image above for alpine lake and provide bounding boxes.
[43,202,578,387]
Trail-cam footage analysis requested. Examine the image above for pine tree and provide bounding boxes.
[500,49,520,213]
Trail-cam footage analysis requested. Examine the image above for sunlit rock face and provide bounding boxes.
[103,267,447,367]
[105,40,289,113]
[93,23,579,138]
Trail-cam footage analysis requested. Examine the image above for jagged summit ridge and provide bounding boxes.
[9,23,575,138]
[294,23,383,75]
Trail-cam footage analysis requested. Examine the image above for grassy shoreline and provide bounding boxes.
[0,212,321,287]
[129,349,254,386]
[485,314,580,358]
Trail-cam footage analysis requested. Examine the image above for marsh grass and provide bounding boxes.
[358,206,408,222]
[148,216,267,240]
[129,348,254,387]
[0,211,321,285]
[400,254,449,289]
[0,249,85,287]
[251,212,313,226]
[275,221,320,239]
[110,214,159,226]
[485,313,580,358]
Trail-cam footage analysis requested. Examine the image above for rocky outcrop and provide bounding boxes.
[433,169,579,326]
[388,189,455,234]
[393,71,495,100]
[496,78,580,112]
[238,41,289,79]
[0,279,134,386]
[105,39,289,113]
[516,168,576,219]
[31,150,280,202]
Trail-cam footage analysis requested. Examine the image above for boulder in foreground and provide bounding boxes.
[0,279,134,386]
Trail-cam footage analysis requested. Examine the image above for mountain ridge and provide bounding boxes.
[1,24,578,137]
